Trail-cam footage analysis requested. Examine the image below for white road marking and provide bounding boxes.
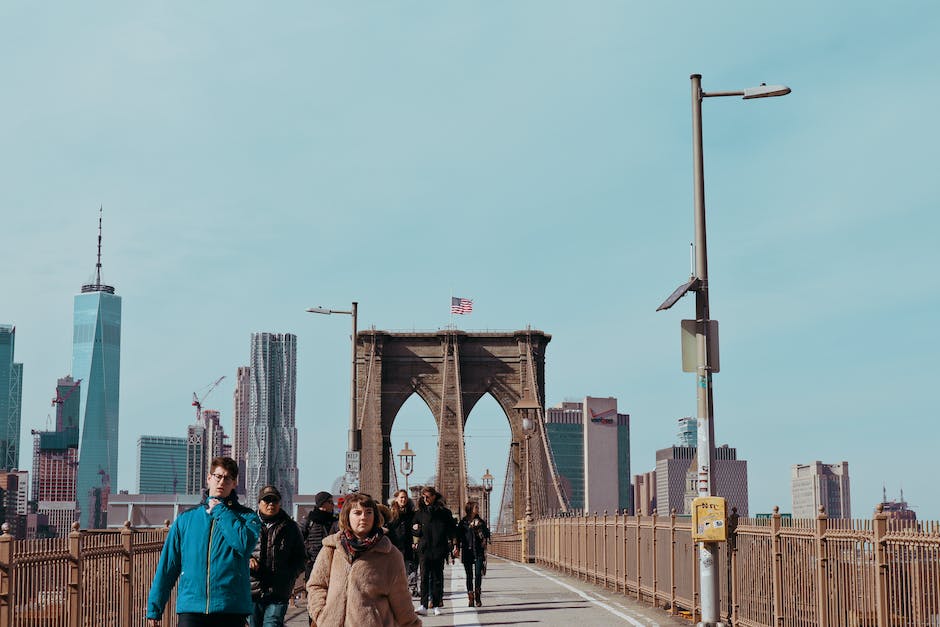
[508,561,654,627]
[448,562,481,627]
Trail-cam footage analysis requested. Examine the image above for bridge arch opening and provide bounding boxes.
[388,393,439,498]
[464,392,511,528]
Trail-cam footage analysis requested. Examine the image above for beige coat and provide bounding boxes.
[306,532,421,627]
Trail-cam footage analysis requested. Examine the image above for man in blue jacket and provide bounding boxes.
[147,456,262,627]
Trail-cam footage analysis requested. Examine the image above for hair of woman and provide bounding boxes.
[463,501,478,519]
[338,493,383,534]
[390,489,415,519]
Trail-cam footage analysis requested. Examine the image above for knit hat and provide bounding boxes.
[314,491,333,508]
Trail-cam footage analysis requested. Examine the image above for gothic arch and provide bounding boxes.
[354,329,566,521]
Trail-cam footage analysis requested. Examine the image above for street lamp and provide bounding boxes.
[398,441,415,494]
[514,388,539,524]
[481,468,494,526]
[306,302,360,487]
[658,74,789,627]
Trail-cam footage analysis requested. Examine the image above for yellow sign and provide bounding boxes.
[691,496,727,542]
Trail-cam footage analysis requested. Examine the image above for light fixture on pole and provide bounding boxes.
[657,74,789,627]
[481,468,494,526]
[514,388,540,524]
[398,442,415,494]
[306,302,360,489]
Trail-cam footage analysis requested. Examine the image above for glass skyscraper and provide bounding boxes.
[247,333,297,512]
[138,436,186,494]
[0,325,23,471]
[72,215,121,528]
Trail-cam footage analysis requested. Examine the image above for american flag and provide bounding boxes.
[451,297,473,314]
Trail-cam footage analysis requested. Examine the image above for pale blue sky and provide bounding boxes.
[2,3,938,521]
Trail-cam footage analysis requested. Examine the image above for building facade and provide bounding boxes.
[791,461,851,519]
[231,366,251,494]
[246,333,298,511]
[0,325,24,471]
[544,397,631,513]
[138,436,187,494]
[71,220,121,529]
[655,444,749,517]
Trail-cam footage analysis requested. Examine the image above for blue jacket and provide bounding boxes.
[147,493,262,619]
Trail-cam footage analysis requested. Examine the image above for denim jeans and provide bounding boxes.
[249,600,288,627]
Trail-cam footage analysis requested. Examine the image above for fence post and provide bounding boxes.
[602,511,609,588]
[121,521,133,627]
[728,507,739,625]
[815,506,829,627]
[651,510,658,607]
[0,523,12,627]
[872,504,889,627]
[771,506,783,627]
[670,509,677,615]
[68,522,81,627]
[635,509,642,601]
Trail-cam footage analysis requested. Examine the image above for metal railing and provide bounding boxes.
[490,506,940,627]
[0,522,177,627]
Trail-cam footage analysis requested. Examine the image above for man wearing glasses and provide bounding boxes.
[147,456,262,627]
[248,485,304,627]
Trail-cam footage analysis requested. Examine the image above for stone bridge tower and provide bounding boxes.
[354,329,567,521]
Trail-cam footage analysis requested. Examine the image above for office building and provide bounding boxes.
[544,397,631,513]
[247,333,298,512]
[232,366,250,494]
[0,325,24,471]
[186,410,229,494]
[655,443,748,517]
[138,436,187,494]
[0,471,29,538]
[791,461,851,519]
[72,213,121,528]
[31,376,81,536]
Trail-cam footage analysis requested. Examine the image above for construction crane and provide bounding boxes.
[192,376,226,423]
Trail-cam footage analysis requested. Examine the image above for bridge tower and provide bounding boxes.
[354,328,567,520]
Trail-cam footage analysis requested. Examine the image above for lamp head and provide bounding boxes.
[743,83,791,99]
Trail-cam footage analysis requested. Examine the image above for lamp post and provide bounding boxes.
[398,441,415,494]
[514,388,540,524]
[306,302,360,487]
[481,468,494,527]
[658,74,789,627]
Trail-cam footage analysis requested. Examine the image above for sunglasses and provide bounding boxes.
[261,496,280,504]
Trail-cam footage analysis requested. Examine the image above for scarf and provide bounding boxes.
[340,528,383,562]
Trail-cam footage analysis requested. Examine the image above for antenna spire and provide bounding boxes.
[96,205,103,287]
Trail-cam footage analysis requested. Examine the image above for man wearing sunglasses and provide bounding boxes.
[249,485,305,627]
[147,456,262,627]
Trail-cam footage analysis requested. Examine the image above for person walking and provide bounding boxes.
[302,491,339,582]
[306,493,421,627]
[412,486,455,616]
[147,456,261,627]
[249,485,305,627]
[386,489,418,596]
[455,501,490,607]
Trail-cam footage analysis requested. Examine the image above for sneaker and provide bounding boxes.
[416,605,428,616]
[433,607,442,616]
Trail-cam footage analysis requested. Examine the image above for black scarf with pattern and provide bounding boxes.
[340,528,384,562]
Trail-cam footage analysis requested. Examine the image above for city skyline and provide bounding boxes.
[1,3,938,521]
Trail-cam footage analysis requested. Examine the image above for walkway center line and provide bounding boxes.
[508,561,651,627]
[448,562,481,627]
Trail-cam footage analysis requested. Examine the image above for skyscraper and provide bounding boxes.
[0,325,23,471]
[791,461,851,519]
[655,443,748,517]
[186,409,229,494]
[138,436,187,494]
[247,333,297,512]
[72,211,121,528]
[31,375,81,537]
[232,366,251,493]
[544,397,631,513]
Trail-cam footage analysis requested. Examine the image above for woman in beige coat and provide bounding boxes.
[306,493,421,627]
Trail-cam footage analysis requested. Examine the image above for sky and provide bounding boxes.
[2,3,938,523]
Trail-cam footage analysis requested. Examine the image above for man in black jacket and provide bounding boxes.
[413,486,456,616]
[249,485,305,627]
[301,491,339,582]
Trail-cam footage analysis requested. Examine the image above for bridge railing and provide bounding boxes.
[490,506,940,627]
[0,522,177,627]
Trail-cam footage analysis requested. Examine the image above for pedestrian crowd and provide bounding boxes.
[146,456,490,627]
